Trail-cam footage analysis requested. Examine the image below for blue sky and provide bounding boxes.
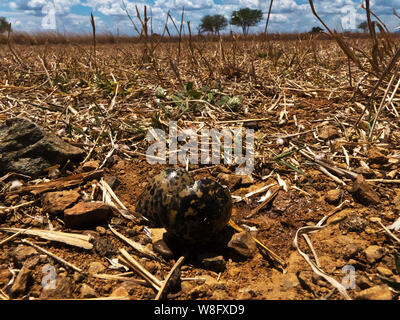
[0,0,399,34]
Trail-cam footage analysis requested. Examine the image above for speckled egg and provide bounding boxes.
[135,168,232,243]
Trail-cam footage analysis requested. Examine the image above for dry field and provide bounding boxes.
[0,27,400,301]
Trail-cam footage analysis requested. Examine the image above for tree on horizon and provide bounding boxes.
[199,14,228,35]
[0,17,10,34]
[230,8,263,35]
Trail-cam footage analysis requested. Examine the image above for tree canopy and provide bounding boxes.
[199,14,228,35]
[230,8,263,35]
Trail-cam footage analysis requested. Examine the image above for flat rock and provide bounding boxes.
[351,174,380,205]
[356,284,392,300]
[0,118,84,177]
[227,231,257,259]
[42,189,80,216]
[199,254,226,273]
[64,201,113,228]
[364,245,385,264]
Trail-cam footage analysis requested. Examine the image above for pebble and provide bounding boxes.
[364,245,385,264]
[10,256,39,297]
[227,231,257,259]
[87,261,106,275]
[356,284,392,300]
[339,215,367,233]
[325,189,342,204]
[318,125,339,140]
[9,245,38,267]
[351,174,380,205]
[199,255,226,273]
[110,286,130,298]
[80,283,97,298]
[377,266,393,277]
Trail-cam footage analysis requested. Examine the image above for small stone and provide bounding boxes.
[356,284,392,300]
[81,160,99,172]
[339,215,367,233]
[200,255,226,273]
[325,189,342,204]
[88,261,106,275]
[367,148,387,165]
[42,189,80,215]
[364,245,385,264]
[343,242,363,259]
[351,174,380,205]
[318,125,339,140]
[40,275,73,299]
[217,173,241,190]
[110,286,130,298]
[227,231,257,259]
[92,236,117,257]
[96,226,107,235]
[64,201,113,228]
[377,266,393,277]
[10,256,39,297]
[9,245,38,267]
[80,283,97,298]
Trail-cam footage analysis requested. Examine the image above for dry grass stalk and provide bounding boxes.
[155,255,186,300]
[0,227,93,249]
[108,224,158,260]
[119,248,162,291]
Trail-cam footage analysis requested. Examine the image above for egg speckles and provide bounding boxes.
[135,168,232,243]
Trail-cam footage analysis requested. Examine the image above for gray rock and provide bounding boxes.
[0,118,84,177]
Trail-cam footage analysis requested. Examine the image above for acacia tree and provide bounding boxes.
[358,21,368,32]
[230,8,263,35]
[199,14,228,35]
[0,17,10,33]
